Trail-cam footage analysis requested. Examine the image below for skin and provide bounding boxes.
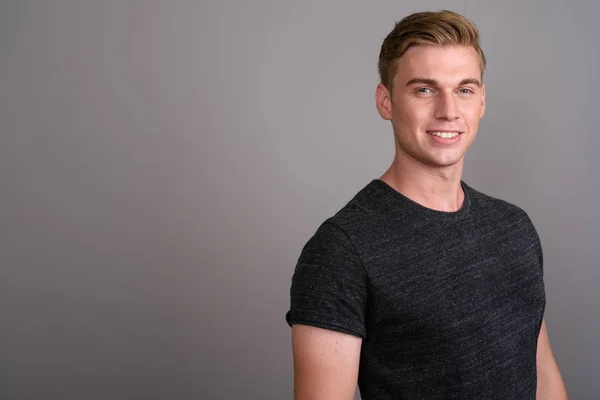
[292,44,567,399]
[536,320,569,399]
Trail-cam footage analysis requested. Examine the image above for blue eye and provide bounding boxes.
[459,88,474,94]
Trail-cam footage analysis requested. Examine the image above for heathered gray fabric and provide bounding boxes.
[286,179,546,399]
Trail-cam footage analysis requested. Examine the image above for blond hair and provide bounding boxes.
[378,10,486,91]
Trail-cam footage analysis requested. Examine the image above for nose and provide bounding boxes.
[434,92,459,121]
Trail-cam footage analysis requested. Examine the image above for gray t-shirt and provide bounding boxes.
[286,179,545,399]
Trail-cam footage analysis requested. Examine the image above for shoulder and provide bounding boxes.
[297,180,387,265]
[465,182,542,251]
[465,181,534,224]
[325,180,390,232]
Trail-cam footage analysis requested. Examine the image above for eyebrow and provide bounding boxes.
[405,78,482,87]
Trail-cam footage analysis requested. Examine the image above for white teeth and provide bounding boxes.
[427,131,459,139]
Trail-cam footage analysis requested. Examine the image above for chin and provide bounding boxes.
[428,155,464,168]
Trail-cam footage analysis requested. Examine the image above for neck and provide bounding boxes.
[380,153,465,212]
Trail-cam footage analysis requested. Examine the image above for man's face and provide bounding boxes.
[376,45,486,169]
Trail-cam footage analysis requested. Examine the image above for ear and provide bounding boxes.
[480,82,486,118]
[375,83,393,121]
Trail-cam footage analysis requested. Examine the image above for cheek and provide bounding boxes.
[395,102,430,127]
[461,104,483,124]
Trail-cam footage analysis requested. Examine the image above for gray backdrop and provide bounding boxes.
[1,1,598,399]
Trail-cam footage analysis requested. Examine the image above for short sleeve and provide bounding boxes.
[285,221,368,339]
[521,210,544,279]
[533,227,544,279]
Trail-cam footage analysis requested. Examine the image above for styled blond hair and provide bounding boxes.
[378,10,486,91]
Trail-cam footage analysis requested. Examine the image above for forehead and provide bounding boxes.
[394,45,482,84]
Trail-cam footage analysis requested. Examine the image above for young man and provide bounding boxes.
[286,10,568,400]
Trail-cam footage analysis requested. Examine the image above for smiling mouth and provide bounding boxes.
[426,131,462,139]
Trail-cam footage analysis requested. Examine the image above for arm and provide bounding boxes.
[536,319,568,399]
[292,324,362,400]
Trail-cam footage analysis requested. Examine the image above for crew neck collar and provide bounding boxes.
[371,179,472,220]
